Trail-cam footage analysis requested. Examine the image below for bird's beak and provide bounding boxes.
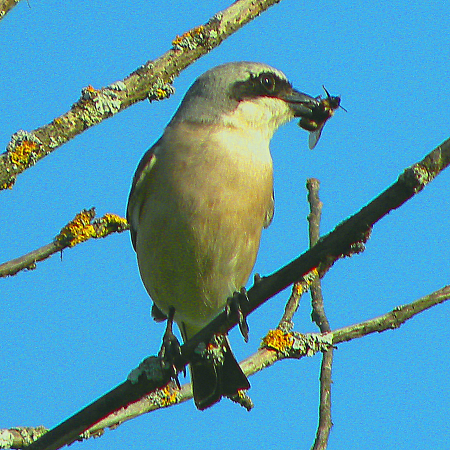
[280,88,319,119]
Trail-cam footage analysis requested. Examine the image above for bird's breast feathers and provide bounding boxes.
[130,122,274,331]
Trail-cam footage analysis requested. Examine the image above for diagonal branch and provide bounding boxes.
[331,285,450,343]
[0,0,283,190]
[21,138,450,450]
[183,137,450,357]
[17,284,449,450]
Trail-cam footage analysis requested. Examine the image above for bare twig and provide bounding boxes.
[0,209,128,277]
[278,276,316,331]
[331,285,450,344]
[307,178,334,450]
[307,178,330,331]
[313,350,333,450]
[276,179,324,331]
[0,0,283,190]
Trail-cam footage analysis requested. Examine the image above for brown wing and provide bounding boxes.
[126,138,162,250]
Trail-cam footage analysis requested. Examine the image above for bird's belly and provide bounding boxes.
[136,197,263,335]
[135,127,273,337]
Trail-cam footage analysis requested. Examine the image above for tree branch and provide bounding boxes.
[0,209,128,277]
[0,0,283,190]
[306,178,334,450]
[19,136,450,449]
[181,136,450,359]
[94,284,450,439]
[14,284,449,450]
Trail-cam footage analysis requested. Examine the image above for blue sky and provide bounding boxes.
[1,1,449,449]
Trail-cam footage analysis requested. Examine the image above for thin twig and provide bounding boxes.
[0,209,128,277]
[307,178,334,450]
[313,350,333,450]
[307,178,330,332]
[278,280,308,331]
[331,285,450,344]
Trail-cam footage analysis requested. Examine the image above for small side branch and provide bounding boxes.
[0,209,128,277]
[331,285,450,344]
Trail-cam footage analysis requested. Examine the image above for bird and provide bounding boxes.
[127,61,320,410]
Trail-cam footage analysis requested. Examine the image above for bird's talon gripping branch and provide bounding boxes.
[158,307,184,386]
[226,288,250,342]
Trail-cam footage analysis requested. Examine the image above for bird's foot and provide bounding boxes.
[226,287,250,343]
[158,306,184,387]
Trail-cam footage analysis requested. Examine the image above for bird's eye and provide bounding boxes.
[260,74,276,93]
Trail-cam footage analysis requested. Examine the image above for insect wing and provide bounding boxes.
[308,124,324,149]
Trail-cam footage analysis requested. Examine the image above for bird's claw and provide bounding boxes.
[158,306,184,387]
[226,287,250,343]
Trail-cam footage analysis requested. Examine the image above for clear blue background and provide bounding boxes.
[1,1,449,449]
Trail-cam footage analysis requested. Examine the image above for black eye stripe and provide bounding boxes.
[231,72,292,101]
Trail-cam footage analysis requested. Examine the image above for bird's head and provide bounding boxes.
[170,62,318,139]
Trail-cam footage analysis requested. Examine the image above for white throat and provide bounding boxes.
[221,96,293,141]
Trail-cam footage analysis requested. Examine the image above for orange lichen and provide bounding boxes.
[8,140,40,170]
[303,267,319,285]
[262,329,294,353]
[55,210,128,247]
[159,385,179,407]
[94,213,129,238]
[155,88,169,100]
[1,178,15,190]
[56,209,96,247]
[172,25,205,46]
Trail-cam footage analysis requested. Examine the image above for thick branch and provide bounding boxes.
[0,0,282,189]
[183,137,450,357]
[21,134,450,449]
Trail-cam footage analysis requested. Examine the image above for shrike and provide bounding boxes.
[127,61,326,410]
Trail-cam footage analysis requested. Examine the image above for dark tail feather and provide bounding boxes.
[190,335,250,410]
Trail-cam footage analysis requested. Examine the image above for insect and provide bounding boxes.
[299,87,343,149]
